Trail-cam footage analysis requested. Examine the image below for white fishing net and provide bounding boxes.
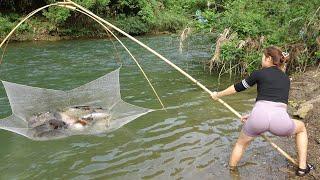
[0,68,153,140]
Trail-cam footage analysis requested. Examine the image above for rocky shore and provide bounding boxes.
[275,67,320,179]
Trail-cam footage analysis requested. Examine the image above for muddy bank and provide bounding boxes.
[274,67,320,179]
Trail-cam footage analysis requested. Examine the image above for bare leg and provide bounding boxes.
[292,119,308,169]
[229,130,255,167]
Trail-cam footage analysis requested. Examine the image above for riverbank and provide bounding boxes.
[0,30,173,43]
[275,67,320,179]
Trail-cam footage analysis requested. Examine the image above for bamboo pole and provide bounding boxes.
[0,1,298,166]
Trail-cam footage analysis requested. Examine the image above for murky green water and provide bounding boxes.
[0,35,291,179]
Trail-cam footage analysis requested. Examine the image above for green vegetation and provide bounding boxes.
[0,0,319,74]
[0,0,191,38]
[194,0,320,74]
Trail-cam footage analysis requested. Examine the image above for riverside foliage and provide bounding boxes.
[195,0,320,74]
[0,0,198,37]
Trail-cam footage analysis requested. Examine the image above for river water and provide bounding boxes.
[0,35,292,179]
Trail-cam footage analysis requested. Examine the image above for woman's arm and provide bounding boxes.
[217,85,237,97]
[211,85,237,100]
[211,70,259,100]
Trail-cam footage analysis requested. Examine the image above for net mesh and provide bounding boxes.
[0,68,153,140]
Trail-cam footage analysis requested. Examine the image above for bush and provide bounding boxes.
[0,16,14,36]
[195,0,320,74]
[151,10,189,32]
[113,15,150,35]
[42,7,71,26]
[0,14,33,37]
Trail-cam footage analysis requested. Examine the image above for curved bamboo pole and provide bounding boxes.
[65,0,298,165]
[0,1,297,166]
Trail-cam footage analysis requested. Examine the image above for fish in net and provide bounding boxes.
[0,68,153,140]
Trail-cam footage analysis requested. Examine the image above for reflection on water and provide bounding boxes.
[0,35,291,179]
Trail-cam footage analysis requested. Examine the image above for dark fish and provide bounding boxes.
[30,111,68,138]
[48,119,67,129]
[28,112,56,128]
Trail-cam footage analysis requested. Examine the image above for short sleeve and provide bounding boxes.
[234,70,259,92]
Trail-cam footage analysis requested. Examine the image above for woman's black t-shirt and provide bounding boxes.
[234,66,290,104]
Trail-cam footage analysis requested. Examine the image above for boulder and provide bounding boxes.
[294,102,314,119]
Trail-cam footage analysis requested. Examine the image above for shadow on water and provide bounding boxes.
[0,35,295,179]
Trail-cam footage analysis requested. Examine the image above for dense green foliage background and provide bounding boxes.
[0,0,196,37]
[198,0,320,73]
[0,0,319,73]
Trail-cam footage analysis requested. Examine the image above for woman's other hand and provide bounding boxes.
[211,91,219,100]
[241,114,249,123]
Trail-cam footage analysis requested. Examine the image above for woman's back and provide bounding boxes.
[234,66,290,104]
[255,66,290,104]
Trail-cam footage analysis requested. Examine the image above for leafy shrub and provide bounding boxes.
[0,16,14,36]
[113,15,150,35]
[151,10,189,32]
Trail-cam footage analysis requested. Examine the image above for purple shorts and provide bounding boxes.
[243,100,296,137]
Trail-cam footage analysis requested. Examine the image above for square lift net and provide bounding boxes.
[0,68,153,140]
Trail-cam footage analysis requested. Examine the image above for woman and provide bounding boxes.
[211,46,314,176]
